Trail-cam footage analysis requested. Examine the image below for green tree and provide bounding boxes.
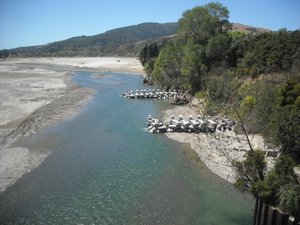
[178,2,230,45]
[235,152,300,220]
[206,33,230,63]
[181,40,207,93]
[234,150,266,194]
[270,80,300,162]
[152,43,183,90]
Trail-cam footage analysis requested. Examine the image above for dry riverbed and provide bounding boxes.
[0,57,143,193]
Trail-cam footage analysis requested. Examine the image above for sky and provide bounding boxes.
[0,0,299,49]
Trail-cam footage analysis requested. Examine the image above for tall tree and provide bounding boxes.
[181,40,207,93]
[178,2,230,45]
[152,43,183,90]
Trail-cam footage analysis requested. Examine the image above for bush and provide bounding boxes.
[240,95,256,116]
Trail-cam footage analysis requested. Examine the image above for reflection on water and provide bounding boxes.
[0,72,254,225]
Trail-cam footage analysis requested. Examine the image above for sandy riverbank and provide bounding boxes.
[1,57,145,74]
[163,105,278,184]
[0,57,144,193]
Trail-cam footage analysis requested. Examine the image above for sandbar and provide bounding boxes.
[0,57,144,193]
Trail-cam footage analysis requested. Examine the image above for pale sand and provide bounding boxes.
[0,57,144,193]
[163,105,277,183]
[1,57,145,74]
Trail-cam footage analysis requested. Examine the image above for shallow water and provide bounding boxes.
[0,72,254,225]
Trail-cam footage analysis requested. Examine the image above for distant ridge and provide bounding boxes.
[10,22,179,57]
[9,22,270,57]
[231,23,271,33]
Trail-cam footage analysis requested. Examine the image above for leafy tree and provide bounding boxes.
[139,42,160,67]
[234,150,266,194]
[206,33,230,63]
[235,149,300,219]
[181,40,207,93]
[237,30,300,74]
[139,44,148,66]
[178,2,230,45]
[269,80,300,162]
[152,43,183,90]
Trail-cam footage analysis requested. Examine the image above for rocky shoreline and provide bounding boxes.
[162,104,278,184]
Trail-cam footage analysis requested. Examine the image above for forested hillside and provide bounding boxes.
[140,2,300,221]
[8,22,179,57]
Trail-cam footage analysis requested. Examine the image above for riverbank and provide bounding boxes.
[0,57,144,193]
[163,104,277,183]
[1,57,145,74]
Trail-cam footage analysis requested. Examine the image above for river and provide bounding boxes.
[0,71,254,225]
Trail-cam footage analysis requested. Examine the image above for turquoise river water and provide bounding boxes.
[0,72,254,225]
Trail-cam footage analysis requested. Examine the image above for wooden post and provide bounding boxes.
[276,210,283,225]
[282,213,289,225]
[254,198,263,225]
[260,203,269,225]
[267,207,275,225]
[254,198,259,225]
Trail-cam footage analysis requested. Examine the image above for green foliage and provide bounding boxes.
[144,58,156,75]
[152,43,183,90]
[181,41,206,93]
[139,42,160,66]
[178,2,230,45]
[228,31,246,40]
[205,70,241,101]
[279,183,300,216]
[234,150,266,194]
[145,2,230,92]
[253,155,299,217]
[278,80,300,107]
[206,34,230,62]
[240,95,256,116]
[195,91,206,99]
[235,147,300,217]
[269,80,300,162]
[138,4,300,154]
[233,80,278,134]
[137,2,300,217]
[237,30,300,74]
[235,153,300,217]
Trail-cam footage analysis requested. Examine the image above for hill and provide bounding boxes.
[8,22,270,58]
[9,22,179,57]
[231,23,271,33]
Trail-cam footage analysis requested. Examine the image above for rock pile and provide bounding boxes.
[122,89,182,99]
[146,115,235,133]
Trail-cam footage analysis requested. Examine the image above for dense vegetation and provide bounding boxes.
[8,23,179,57]
[140,2,300,220]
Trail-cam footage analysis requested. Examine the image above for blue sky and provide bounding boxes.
[0,0,299,49]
